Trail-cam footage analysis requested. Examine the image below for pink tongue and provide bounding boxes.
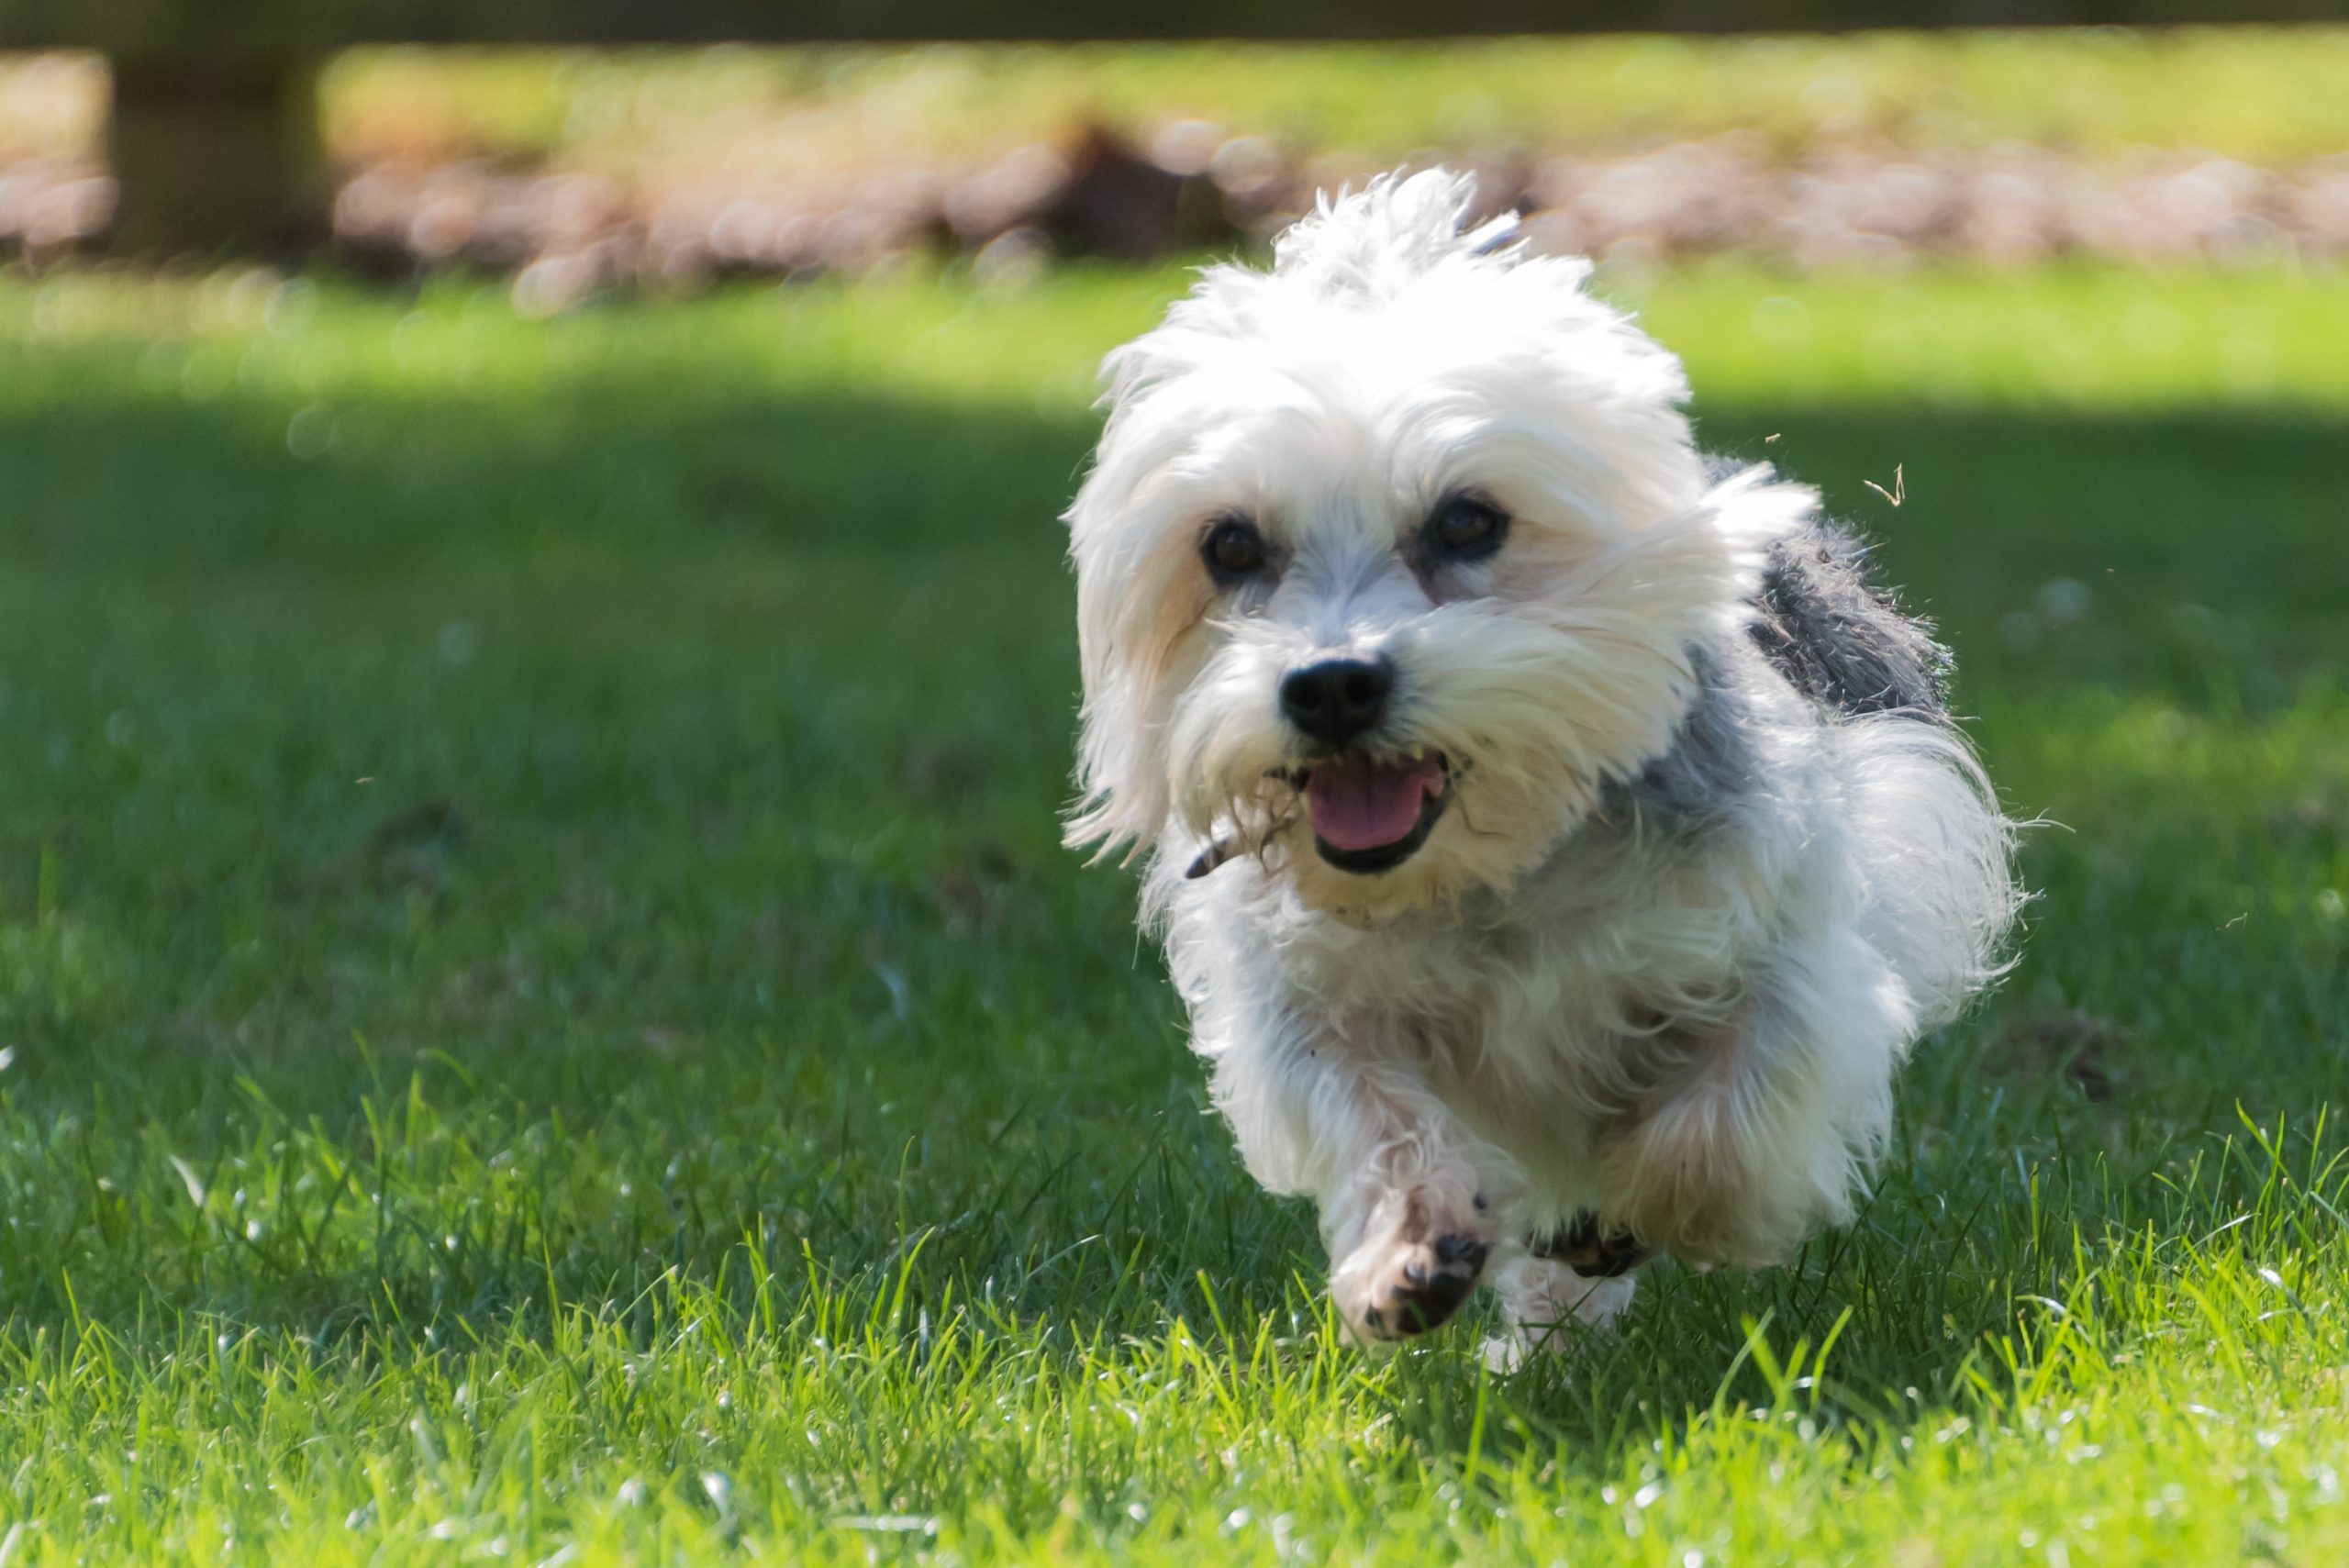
[1306,754,1442,851]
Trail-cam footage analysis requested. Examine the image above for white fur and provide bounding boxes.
[1065,171,2018,1356]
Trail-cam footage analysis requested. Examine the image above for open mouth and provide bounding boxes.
[1297,749,1451,874]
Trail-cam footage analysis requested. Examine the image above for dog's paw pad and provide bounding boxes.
[1435,1232,1487,1267]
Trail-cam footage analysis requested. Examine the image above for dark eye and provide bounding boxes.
[1424,494,1508,561]
[1201,515,1267,584]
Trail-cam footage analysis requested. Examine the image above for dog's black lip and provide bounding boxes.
[1304,754,1452,875]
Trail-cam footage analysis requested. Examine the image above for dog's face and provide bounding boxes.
[1068,173,1785,919]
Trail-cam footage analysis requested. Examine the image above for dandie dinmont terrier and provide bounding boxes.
[1064,170,2018,1362]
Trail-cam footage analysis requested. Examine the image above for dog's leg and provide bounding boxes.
[1210,1032,1502,1346]
[1597,944,1905,1270]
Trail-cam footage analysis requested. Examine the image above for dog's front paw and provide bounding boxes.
[1481,1253,1641,1373]
[1332,1225,1490,1345]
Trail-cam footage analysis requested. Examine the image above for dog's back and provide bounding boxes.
[1750,519,1950,722]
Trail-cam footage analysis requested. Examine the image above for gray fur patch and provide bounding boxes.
[1580,507,1953,849]
[1750,519,1951,720]
[1609,647,1756,833]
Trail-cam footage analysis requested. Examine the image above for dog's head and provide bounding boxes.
[1067,170,1805,919]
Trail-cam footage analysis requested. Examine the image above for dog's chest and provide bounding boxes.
[1285,863,1752,1134]
[1302,906,1664,1076]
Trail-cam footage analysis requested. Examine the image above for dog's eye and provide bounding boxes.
[1424,495,1508,561]
[1201,516,1267,584]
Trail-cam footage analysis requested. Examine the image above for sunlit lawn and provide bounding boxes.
[0,259,2342,1562]
[317,28,2349,173]
[20,29,2349,174]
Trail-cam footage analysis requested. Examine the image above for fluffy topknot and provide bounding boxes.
[1093,168,1637,425]
[1269,169,1526,297]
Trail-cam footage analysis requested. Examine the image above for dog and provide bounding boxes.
[1063,170,2018,1363]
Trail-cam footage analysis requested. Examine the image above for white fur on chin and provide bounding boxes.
[1064,169,2020,1358]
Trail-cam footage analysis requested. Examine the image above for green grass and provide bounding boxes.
[17,28,2349,172]
[313,28,2349,174]
[0,258,2343,1563]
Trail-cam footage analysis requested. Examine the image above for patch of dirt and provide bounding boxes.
[13,124,2349,296]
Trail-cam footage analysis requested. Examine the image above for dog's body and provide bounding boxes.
[1066,172,2017,1359]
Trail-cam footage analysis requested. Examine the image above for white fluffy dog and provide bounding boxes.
[1064,171,2018,1362]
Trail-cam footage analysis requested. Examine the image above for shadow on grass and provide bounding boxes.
[4,377,2340,704]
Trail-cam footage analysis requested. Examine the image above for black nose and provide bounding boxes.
[1280,657,1394,746]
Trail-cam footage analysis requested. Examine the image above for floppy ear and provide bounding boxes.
[1063,459,1180,862]
[1062,298,1248,860]
[1702,462,1821,611]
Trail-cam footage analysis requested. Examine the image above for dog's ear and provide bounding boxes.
[1063,283,1256,862]
[1064,758,1164,864]
[1702,463,1822,601]
[1063,468,1178,862]
[1063,656,1175,864]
